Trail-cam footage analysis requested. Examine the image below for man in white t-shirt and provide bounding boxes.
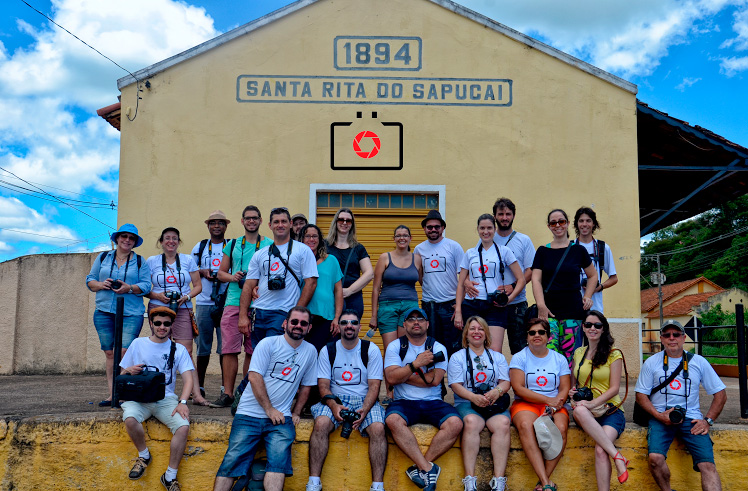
[384,307,463,491]
[120,306,194,491]
[191,210,229,400]
[239,207,318,349]
[635,321,727,491]
[465,198,535,354]
[306,309,387,491]
[214,307,318,491]
[414,210,465,357]
[573,207,617,313]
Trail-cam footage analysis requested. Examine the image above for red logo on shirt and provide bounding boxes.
[282,367,292,376]
[669,380,681,391]
[270,262,280,272]
[212,258,221,267]
[480,265,488,274]
[536,376,548,387]
[430,259,440,269]
[475,372,487,383]
[342,371,353,382]
[166,275,177,284]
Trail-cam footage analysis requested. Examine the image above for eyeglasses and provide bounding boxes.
[243,215,260,221]
[152,321,173,327]
[118,233,137,241]
[528,329,547,336]
[548,219,568,228]
[425,225,442,230]
[339,319,360,326]
[583,322,604,330]
[289,318,310,327]
[337,217,353,224]
[208,220,226,226]
[405,316,426,323]
[661,332,684,339]
[394,234,411,239]
[303,234,319,240]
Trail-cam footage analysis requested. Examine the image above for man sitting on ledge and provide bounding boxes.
[384,307,463,491]
[120,306,194,491]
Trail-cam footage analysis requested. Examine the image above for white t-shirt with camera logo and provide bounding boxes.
[414,237,465,303]
[146,253,199,309]
[384,339,448,401]
[448,347,509,405]
[236,334,317,418]
[317,340,383,398]
[509,347,570,400]
[460,244,517,301]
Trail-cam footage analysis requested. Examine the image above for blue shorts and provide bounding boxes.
[251,309,287,348]
[595,408,626,439]
[196,304,222,356]
[93,310,144,351]
[385,399,460,428]
[455,402,510,422]
[647,418,714,471]
[460,299,509,327]
[216,414,295,478]
[377,299,419,334]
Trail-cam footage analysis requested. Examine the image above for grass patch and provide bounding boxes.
[700,344,738,366]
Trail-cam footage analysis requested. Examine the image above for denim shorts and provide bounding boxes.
[385,399,460,428]
[595,408,626,439]
[93,310,144,351]
[196,304,222,356]
[460,299,509,327]
[647,418,715,470]
[216,414,295,477]
[455,402,510,422]
[251,308,287,348]
[377,299,419,334]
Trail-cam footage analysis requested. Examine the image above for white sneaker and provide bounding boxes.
[369,487,385,491]
[305,483,323,491]
[490,476,508,491]
[462,475,478,491]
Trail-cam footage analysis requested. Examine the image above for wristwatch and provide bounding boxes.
[128,286,134,294]
[705,417,714,426]
[179,400,187,405]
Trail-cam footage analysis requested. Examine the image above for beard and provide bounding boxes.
[342,328,358,340]
[497,218,514,231]
[286,326,305,340]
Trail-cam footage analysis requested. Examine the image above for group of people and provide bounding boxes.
[86,198,727,491]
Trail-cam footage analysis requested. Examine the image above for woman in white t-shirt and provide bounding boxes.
[146,227,207,405]
[509,318,571,491]
[455,214,525,353]
[448,316,511,491]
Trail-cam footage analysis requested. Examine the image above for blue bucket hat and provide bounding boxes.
[111,223,143,247]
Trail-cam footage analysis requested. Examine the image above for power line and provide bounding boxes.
[41,233,111,254]
[0,228,80,241]
[0,165,114,229]
[642,225,748,258]
[0,181,116,208]
[0,171,114,202]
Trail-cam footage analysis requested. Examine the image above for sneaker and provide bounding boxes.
[161,473,181,490]
[421,462,440,491]
[406,465,426,488]
[490,476,508,491]
[462,475,478,491]
[306,483,323,491]
[128,456,150,480]
[369,487,386,491]
[209,393,234,408]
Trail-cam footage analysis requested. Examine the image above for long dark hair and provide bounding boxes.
[583,310,615,367]
[300,224,327,260]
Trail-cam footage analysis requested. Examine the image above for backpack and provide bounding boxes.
[398,335,447,399]
[326,339,371,371]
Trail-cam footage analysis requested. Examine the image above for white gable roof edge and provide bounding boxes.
[118,0,637,95]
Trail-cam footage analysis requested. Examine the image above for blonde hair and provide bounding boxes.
[325,207,360,248]
[462,316,493,349]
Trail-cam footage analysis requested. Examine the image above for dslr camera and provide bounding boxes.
[110,280,122,290]
[339,409,359,439]
[668,405,686,424]
[572,386,594,402]
[267,276,286,291]
[474,382,492,395]
[164,291,181,312]
[431,351,446,364]
[488,290,509,307]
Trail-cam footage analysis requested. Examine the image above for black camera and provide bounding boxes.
[572,386,594,402]
[110,280,122,290]
[164,291,181,312]
[474,382,492,395]
[488,290,509,307]
[339,409,359,439]
[668,405,686,424]
[267,276,286,291]
[431,351,446,364]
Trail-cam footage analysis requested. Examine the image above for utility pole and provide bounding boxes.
[657,254,664,327]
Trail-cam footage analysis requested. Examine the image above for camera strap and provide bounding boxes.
[477,242,505,295]
[270,241,302,288]
[108,251,131,284]
[465,347,495,391]
[162,254,183,294]
[576,345,595,389]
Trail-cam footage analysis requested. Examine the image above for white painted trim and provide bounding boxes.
[606,318,642,323]
[117,0,636,95]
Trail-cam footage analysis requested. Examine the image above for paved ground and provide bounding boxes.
[1,373,746,424]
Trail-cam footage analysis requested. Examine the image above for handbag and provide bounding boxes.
[189,309,199,337]
[115,342,176,403]
[633,352,690,426]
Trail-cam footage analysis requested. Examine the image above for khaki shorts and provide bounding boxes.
[122,395,189,434]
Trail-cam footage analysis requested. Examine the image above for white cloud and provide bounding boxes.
[720,7,748,49]
[720,54,748,74]
[0,196,78,252]
[460,0,746,77]
[676,76,702,90]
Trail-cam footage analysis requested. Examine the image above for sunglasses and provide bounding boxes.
[473,356,485,370]
[528,329,547,336]
[548,219,568,228]
[339,319,360,326]
[405,316,427,323]
[289,318,310,327]
[661,332,684,339]
[337,217,353,224]
[425,225,442,230]
[583,322,604,330]
[118,233,137,241]
[152,320,173,327]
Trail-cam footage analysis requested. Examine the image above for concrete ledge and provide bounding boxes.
[2,415,747,490]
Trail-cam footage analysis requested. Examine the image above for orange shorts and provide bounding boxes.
[510,400,569,420]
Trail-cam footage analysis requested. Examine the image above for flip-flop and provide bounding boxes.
[192,399,211,407]
[542,483,557,491]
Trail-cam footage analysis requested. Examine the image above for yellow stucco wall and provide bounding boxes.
[2,415,747,490]
[116,0,640,326]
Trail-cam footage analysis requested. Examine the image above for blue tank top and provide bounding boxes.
[379,252,419,302]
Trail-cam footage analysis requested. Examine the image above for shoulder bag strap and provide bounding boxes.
[544,245,572,294]
[465,348,475,390]
[648,358,684,397]
[342,248,355,283]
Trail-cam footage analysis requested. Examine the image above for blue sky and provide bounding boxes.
[1,0,746,262]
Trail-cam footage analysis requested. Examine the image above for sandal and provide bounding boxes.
[192,399,211,407]
[542,483,557,491]
[533,481,542,491]
[614,451,630,484]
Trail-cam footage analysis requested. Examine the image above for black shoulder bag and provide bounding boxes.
[115,341,177,403]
